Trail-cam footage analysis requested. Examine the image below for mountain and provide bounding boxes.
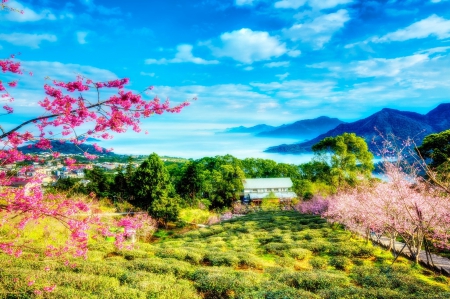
[257,116,345,139]
[19,140,117,156]
[265,103,450,154]
[221,116,344,139]
[221,124,275,134]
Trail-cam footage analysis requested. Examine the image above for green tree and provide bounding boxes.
[177,160,204,204]
[84,166,112,198]
[417,129,450,169]
[149,196,181,228]
[130,153,171,210]
[312,133,374,190]
[112,166,129,200]
[209,164,245,209]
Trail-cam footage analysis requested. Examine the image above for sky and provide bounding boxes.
[1,0,450,158]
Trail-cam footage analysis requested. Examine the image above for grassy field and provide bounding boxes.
[1,210,449,298]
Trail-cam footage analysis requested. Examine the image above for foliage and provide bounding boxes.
[2,210,449,297]
[149,196,181,228]
[84,166,113,198]
[0,5,189,268]
[417,129,450,169]
[312,133,374,190]
[130,153,172,210]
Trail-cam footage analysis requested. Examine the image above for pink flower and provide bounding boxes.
[43,285,56,292]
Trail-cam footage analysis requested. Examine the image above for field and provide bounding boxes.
[1,211,449,298]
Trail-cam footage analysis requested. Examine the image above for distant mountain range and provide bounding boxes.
[265,103,450,154]
[222,116,345,140]
[19,140,117,156]
[223,124,276,134]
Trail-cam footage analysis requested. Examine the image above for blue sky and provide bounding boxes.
[1,0,450,157]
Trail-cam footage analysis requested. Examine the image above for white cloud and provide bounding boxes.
[275,0,308,9]
[258,101,279,112]
[244,66,254,71]
[308,0,353,10]
[235,0,255,5]
[287,49,301,57]
[351,55,429,77]
[140,72,155,77]
[276,72,290,80]
[2,0,56,22]
[210,28,288,64]
[22,60,118,82]
[79,0,121,15]
[372,15,450,43]
[0,33,57,48]
[264,61,290,68]
[283,9,350,48]
[251,80,336,98]
[76,31,89,44]
[310,54,430,77]
[145,44,219,65]
[274,0,352,10]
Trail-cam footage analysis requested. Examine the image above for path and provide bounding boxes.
[370,234,450,275]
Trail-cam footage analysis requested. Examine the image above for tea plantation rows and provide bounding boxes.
[1,211,449,298]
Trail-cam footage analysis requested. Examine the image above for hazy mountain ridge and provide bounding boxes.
[19,140,117,156]
[222,124,275,134]
[265,103,450,154]
[222,116,345,139]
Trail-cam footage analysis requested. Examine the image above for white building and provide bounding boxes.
[242,178,297,203]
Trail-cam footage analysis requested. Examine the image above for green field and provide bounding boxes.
[1,211,449,298]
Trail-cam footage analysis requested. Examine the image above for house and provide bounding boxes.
[241,178,297,204]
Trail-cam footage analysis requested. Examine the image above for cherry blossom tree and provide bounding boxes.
[322,134,450,264]
[0,1,191,263]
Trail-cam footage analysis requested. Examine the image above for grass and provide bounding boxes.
[1,210,450,298]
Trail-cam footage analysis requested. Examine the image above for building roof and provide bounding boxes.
[242,178,293,189]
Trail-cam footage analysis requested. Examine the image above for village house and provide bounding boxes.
[241,178,297,204]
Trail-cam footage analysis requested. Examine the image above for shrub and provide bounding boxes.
[191,268,262,299]
[304,240,330,254]
[351,266,391,288]
[276,256,296,268]
[128,258,194,279]
[264,242,294,255]
[203,252,240,267]
[329,256,352,271]
[289,248,312,260]
[236,253,264,269]
[309,257,328,270]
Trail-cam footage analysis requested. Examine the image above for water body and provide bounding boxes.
[101,131,315,164]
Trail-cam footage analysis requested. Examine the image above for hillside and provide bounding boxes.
[266,103,450,154]
[2,210,448,298]
[18,140,117,156]
[257,116,345,139]
[222,116,344,139]
[221,124,275,134]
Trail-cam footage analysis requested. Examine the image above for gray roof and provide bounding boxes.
[242,178,293,189]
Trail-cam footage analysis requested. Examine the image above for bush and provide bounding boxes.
[309,257,328,270]
[128,258,194,279]
[203,252,240,267]
[329,256,352,271]
[264,242,294,255]
[289,248,312,260]
[191,268,262,298]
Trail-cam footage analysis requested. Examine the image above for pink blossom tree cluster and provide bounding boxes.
[0,49,189,262]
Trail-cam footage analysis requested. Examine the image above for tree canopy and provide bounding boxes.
[312,133,374,189]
